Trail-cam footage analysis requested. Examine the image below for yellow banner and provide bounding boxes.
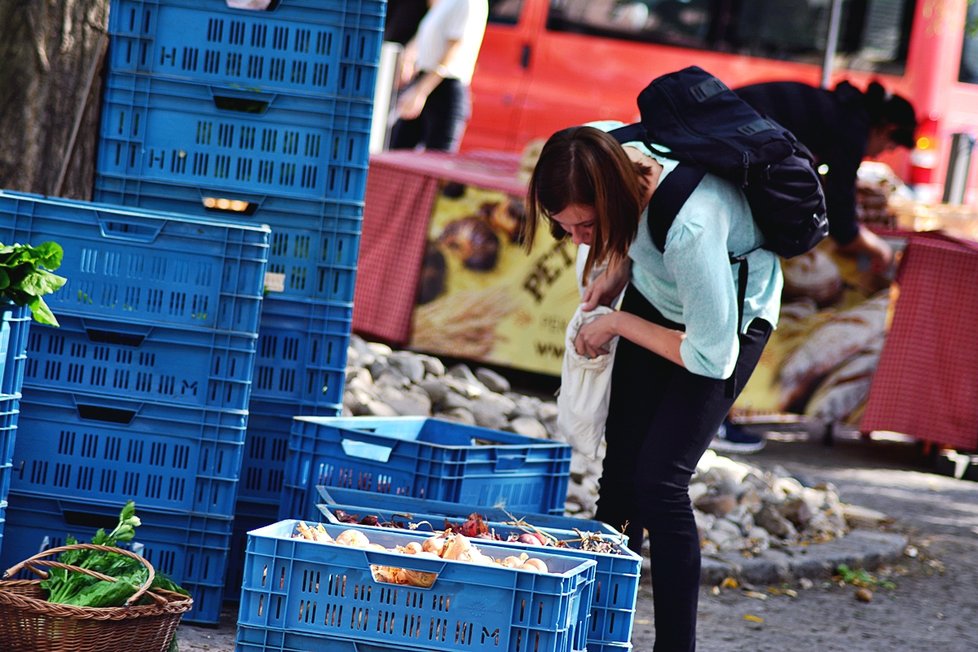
[408,181,578,375]
[409,179,900,425]
[733,238,899,422]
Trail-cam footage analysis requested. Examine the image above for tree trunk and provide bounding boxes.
[0,0,109,199]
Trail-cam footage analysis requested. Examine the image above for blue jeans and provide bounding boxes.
[390,74,470,153]
[595,284,772,652]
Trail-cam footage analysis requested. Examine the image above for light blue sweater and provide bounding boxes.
[592,121,783,380]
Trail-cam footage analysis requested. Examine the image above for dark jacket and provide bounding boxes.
[734,81,871,246]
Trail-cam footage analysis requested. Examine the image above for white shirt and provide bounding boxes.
[414,0,488,85]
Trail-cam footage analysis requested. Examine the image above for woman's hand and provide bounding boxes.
[581,258,631,310]
[837,224,894,274]
[574,312,619,358]
[397,85,428,120]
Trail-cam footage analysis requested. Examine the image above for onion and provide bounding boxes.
[442,534,473,561]
[422,535,447,556]
[335,529,371,548]
[403,541,424,555]
[520,558,549,573]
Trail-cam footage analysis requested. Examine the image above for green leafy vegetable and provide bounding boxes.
[0,240,67,326]
[39,501,189,608]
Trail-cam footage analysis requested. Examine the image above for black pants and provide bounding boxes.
[390,74,470,153]
[595,285,772,652]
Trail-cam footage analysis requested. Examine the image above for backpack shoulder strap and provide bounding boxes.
[607,122,677,162]
[646,163,705,251]
[607,122,647,145]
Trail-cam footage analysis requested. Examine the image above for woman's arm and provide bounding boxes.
[397,38,463,120]
[836,223,894,273]
[575,310,686,366]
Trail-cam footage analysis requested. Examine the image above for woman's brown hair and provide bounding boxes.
[524,126,649,282]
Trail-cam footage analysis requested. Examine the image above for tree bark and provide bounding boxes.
[0,0,109,199]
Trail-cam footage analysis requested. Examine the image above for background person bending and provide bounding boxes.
[710,78,918,453]
[736,79,917,272]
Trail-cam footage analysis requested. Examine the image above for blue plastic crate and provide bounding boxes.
[0,394,18,465]
[0,491,231,624]
[281,417,573,520]
[108,0,385,102]
[235,626,442,652]
[316,487,642,652]
[12,387,247,517]
[318,486,624,538]
[98,73,372,203]
[0,395,20,529]
[230,398,342,599]
[24,314,257,412]
[0,190,269,333]
[236,628,635,652]
[0,303,30,397]
[225,497,279,603]
[239,397,341,506]
[252,297,352,404]
[237,519,596,652]
[93,177,363,303]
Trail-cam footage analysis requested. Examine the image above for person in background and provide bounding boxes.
[525,123,782,652]
[390,0,488,152]
[707,78,919,454]
[384,0,429,45]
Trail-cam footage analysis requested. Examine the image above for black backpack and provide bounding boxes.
[609,66,828,395]
[609,66,828,259]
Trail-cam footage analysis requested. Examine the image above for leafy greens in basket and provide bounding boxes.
[40,501,189,607]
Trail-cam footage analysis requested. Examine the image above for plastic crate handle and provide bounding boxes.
[85,326,148,347]
[96,214,165,243]
[340,438,394,464]
[225,0,278,13]
[76,402,138,424]
[492,450,529,472]
[63,508,124,530]
[213,94,270,115]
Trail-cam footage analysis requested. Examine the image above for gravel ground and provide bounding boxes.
[176,427,978,651]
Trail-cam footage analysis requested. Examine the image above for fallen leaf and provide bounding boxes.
[743,614,764,623]
[766,587,798,598]
[721,577,739,589]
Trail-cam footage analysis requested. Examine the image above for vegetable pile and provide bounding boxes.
[40,501,188,607]
[0,241,67,327]
[293,521,555,586]
[329,509,626,555]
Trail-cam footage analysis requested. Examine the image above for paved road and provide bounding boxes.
[664,427,978,652]
[177,428,978,651]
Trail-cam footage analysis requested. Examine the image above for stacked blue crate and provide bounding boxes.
[0,191,270,623]
[0,303,30,556]
[91,0,387,602]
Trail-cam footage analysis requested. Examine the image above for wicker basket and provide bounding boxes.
[0,543,193,652]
